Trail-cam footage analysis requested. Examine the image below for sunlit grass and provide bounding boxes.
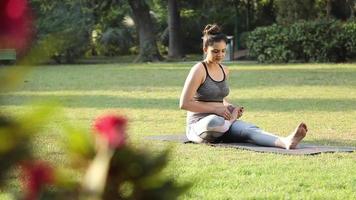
[0,62,355,199]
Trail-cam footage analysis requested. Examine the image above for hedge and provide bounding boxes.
[247,19,356,63]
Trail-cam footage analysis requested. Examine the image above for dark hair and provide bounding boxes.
[202,24,228,49]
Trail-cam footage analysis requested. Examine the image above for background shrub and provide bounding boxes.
[32,1,93,63]
[247,19,356,63]
[247,24,293,63]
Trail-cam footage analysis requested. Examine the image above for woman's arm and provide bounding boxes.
[179,63,228,117]
[223,98,234,107]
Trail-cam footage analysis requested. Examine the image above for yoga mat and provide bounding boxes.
[145,134,356,155]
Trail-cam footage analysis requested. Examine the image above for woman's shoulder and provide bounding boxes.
[186,62,206,83]
[190,62,205,74]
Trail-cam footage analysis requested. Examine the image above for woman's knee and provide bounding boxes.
[230,120,259,136]
[205,115,225,130]
[192,115,226,141]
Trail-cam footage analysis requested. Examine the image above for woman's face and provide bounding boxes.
[204,40,226,63]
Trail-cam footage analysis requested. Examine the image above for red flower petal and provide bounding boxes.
[93,115,127,149]
[0,0,34,55]
[20,160,54,200]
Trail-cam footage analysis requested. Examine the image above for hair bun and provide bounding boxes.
[203,24,221,35]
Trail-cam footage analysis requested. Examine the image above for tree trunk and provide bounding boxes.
[327,0,332,18]
[347,0,355,19]
[128,0,162,62]
[246,0,251,31]
[233,0,240,51]
[167,0,184,59]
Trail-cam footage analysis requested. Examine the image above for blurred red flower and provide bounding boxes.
[0,0,34,55]
[93,115,127,149]
[20,160,54,200]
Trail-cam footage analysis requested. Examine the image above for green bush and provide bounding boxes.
[32,1,93,63]
[342,22,356,58]
[289,20,343,62]
[247,24,293,63]
[97,27,135,56]
[239,31,250,50]
[247,19,356,63]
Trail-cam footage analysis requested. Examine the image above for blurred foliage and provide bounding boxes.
[0,115,32,185]
[0,101,69,198]
[0,88,189,200]
[0,71,189,199]
[247,19,356,63]
[103,148,189,200]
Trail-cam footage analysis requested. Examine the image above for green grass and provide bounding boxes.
[1,62,355,199]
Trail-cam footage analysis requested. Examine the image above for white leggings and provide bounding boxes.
[186,114,279,146]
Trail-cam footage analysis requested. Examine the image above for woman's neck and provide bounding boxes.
[204,60,219,68]
[204,60,220,67]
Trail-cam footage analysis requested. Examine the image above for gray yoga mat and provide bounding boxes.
[145,134,356,155]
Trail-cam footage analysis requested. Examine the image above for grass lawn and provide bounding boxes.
[0,62,355,199]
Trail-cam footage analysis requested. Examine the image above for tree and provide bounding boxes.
[275,0,318,25]
[326,0,332,17]
[90,0,135,56]
[328,0,354,20]
[232,0,241,51]
[128,0,162,62]
[167,0,184,58]
[31,0,94,63]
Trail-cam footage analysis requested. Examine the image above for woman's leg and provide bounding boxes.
[221,120,280,146]
[222,120,308,149]
[187,115,231,143]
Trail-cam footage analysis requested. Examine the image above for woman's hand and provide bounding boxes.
[214,106,232,120]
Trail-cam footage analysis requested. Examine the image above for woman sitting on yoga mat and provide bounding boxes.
[179,24,308,149]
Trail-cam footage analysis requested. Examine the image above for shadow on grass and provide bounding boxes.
[230,98,356,112]
[230,70,356,88]
[4,67,356,91]
[1,95,356,112]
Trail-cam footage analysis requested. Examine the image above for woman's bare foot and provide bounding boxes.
[282,123,308,150]
[228,107,241,123]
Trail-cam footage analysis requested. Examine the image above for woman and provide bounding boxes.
[179,24,307,149]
